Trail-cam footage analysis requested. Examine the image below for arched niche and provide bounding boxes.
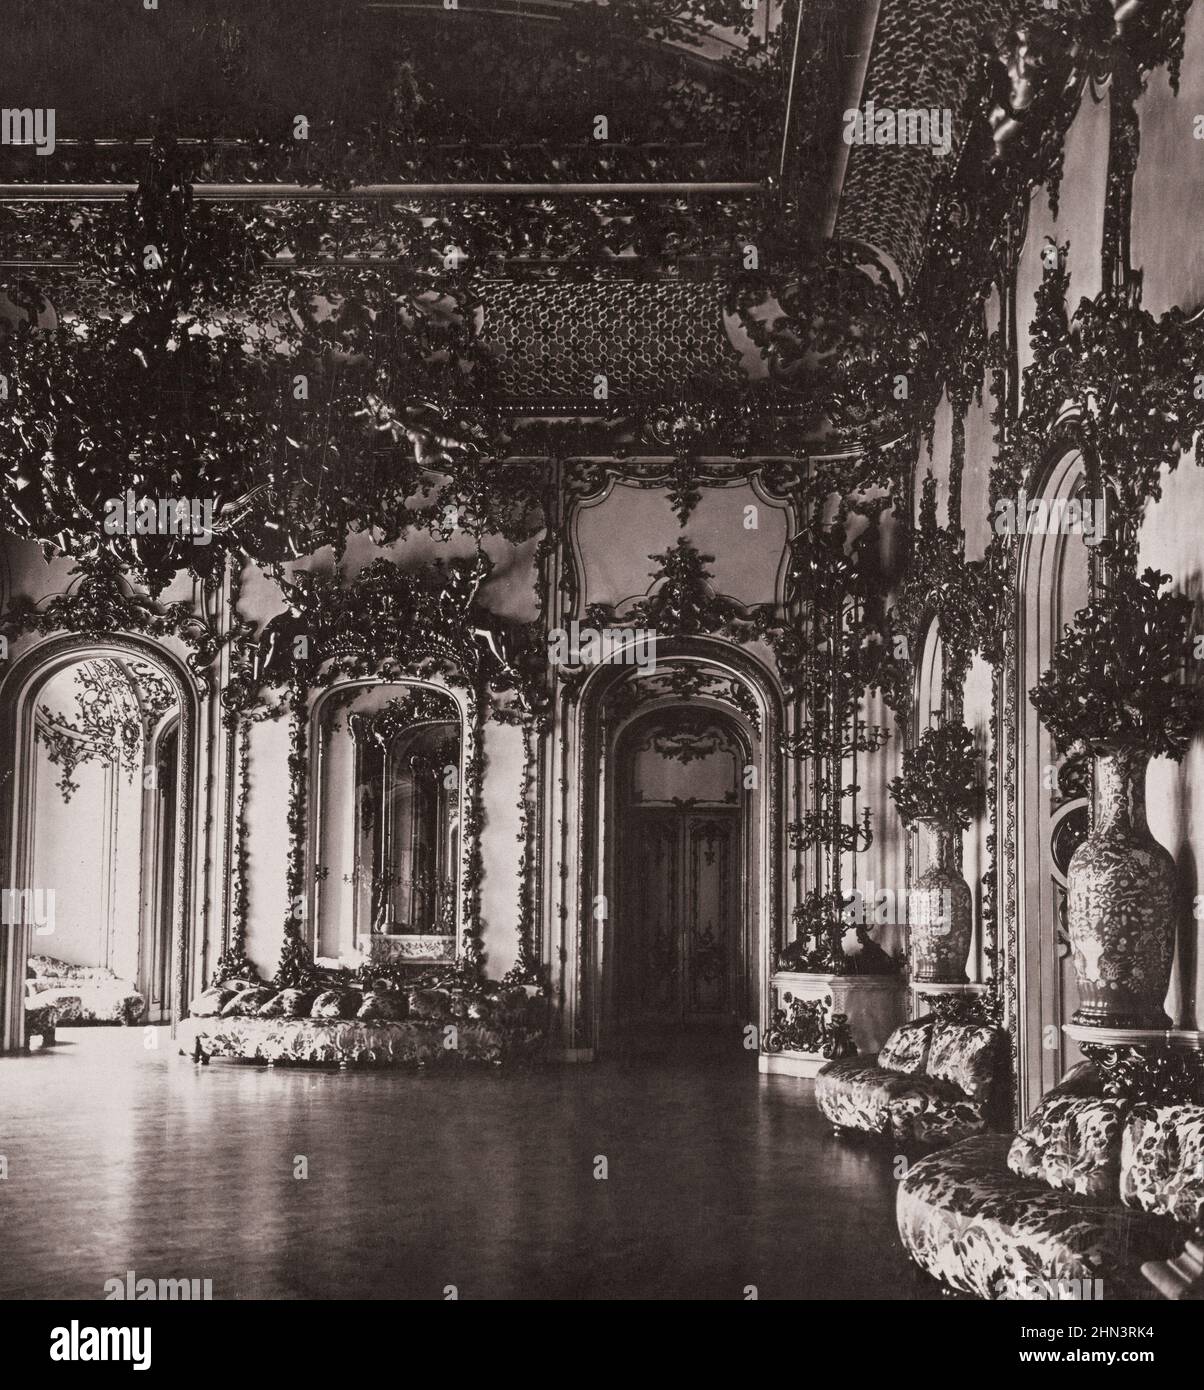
[307,680,469,971]
[1012,447,1096,1112]
[0,635,200,1051]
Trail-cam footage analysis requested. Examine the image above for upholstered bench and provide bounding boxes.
[179,1014,544,1066]
[24,1002,58,1048]
[896,1067,1203,1299]
[25,955,145,1026]
[816,1016,1005,1147]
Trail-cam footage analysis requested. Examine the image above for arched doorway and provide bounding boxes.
[564,640,780,1060]
[1014,449,1095,1110]
[0,638,197,1051]
[611,706,749,1038]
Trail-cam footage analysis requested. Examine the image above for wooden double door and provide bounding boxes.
[613,711,747,1031]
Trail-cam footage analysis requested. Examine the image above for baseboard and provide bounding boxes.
[758,1052,824,1078]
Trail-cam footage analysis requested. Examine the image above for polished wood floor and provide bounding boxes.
[0,1026,929,1300]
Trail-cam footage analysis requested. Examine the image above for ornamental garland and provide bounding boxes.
[588,535,755,638]
[916,990,1002,1031]
[989,243,1204,579]
[0,551,226,686]
[889,720,981,832]
[1029,567,1202,759]
[214,722,257,985]
[250,551,547,721]
[502,719,544,991]
[909,0,1194,498]
[34,657,175,802]
[454,686,490,995]
[888,474,1001,702]
[274,676,316,990]
[981,703,1000,995]
[1079,1043,1204,1106]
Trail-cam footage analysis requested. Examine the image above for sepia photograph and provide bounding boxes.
[0,0,1202,1360]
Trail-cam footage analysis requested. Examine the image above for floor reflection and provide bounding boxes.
[0,1026,929,1300]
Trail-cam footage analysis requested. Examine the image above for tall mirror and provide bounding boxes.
[314,684,461,966]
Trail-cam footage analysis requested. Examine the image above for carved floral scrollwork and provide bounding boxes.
[35,657,176,802]
[587,536,756,640]
[762,994,855,1060]
[0,552,226,689]
[1080,1044,1204,1106]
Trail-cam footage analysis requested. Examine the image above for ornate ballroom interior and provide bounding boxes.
[1,0,1203,1311]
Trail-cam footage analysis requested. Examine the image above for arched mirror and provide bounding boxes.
[313,684,461,967]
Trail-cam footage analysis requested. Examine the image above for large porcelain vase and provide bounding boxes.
[1066,746,1176,1029]
[909,820,973,984]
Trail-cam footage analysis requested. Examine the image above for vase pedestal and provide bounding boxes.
[909,979,986,1019]
[760,971,906,1077]
[1062,1023,1203,1052]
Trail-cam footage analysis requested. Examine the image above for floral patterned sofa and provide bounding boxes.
[896,1063,1204,1300]
[179,974,546,1067]
[25,954,145,1026]
[816,1016,1007,1147]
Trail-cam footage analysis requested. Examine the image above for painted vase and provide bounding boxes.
[909,820,973,984]
[1066,746,1175,1029]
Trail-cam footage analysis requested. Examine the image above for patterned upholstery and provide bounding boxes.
[257,988,316,1019]
[897,1136,1180,1300]
[310,989,362,1020]
[1007,1096,1131,1199]
[24,1003,58,1047]
[219,986,277,1017]
[25,955,145,1026]
[889,1081,989,1147]
[188,987,235,1017]
[815,1056,916,1135]
[817,1022,1003,1148]
[178,1015,544,1067]
[926,1023,1001,1100]
[878,1021,932,1074]
[357,991,407,1022]
[1120,1105,1204,1231]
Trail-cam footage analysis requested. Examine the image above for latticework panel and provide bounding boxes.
[837,0,1011,286]
[478,276,745,407]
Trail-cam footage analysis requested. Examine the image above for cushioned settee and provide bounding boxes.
[179,975,546,1067]
[896,1063,1203,1299]
[816,1016,1006,1147]
[25,954,145,1026]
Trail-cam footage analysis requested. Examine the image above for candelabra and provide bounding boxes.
[779,519,901,975]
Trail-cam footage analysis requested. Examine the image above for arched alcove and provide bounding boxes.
[558,637,783,1059]
[0,635,200,1051]
[306,678,471,970]
[1013,448,1096,1111]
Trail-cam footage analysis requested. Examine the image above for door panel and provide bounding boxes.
[685,816,736,1014]
[619,812,681,1019]
[618,807,740,1026]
